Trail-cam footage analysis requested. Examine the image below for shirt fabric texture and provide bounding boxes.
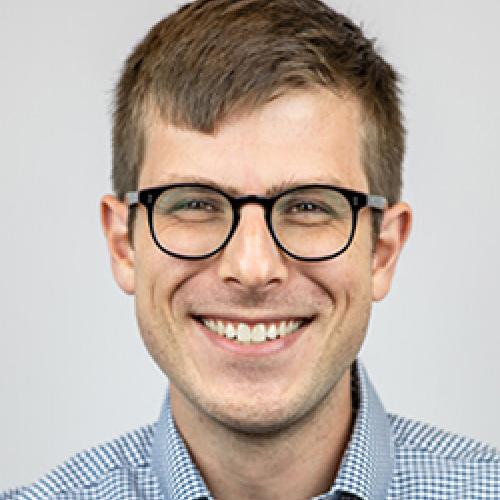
[2,360,499,499]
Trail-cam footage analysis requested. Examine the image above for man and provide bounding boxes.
[2,0,499,499]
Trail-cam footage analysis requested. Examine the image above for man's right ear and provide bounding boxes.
[100,195,135,295]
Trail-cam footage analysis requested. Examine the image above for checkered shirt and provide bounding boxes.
[2,359,499,499]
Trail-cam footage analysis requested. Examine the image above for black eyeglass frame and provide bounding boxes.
[125,183,387,262]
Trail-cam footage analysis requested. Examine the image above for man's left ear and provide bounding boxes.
[371,202,412,302]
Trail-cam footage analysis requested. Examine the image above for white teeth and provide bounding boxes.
[278,321,287,336]
[251,324,267,343]
[236,323,252,343]
[201,318,305,343]
[226,323,236,339]
[216,320,224,336]
[266,323,278,340]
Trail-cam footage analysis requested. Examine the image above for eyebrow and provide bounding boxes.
[151,174,347,197]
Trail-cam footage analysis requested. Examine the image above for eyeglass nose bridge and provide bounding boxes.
[226,194,277,247]
[232,194,275,211]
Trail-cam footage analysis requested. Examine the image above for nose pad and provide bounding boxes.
[217,204,287,288]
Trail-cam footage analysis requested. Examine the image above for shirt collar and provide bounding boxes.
[326,360,394,500]
[151,359,394,500]
[151,392,212,500]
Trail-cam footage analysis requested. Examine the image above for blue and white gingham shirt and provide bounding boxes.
[2,360,499,499]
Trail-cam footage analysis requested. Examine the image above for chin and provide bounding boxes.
[212,410,299,436]
[201,392,317,437]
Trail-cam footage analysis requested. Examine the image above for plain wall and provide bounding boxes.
[1,0,499,491]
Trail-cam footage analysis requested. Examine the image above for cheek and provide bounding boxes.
[309,250,371,301]
[312,256,373,364]
[133,253,195,378]
[306,244,373,351]
[338,220,374,301]
[133,242,191,346]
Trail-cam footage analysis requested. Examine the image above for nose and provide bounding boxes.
[217,204,288,289]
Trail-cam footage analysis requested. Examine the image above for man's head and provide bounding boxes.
[101,0,411,435]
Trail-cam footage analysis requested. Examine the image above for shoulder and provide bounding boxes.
[387,412,500,498]
[0,424,162,499]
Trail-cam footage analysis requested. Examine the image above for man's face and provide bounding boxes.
[132,89,376,433]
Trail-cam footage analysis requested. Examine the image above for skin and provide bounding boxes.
[101,87,412,500]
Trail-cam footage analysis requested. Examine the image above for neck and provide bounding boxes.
[170,368,354,500]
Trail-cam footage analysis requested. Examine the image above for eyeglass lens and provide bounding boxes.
[151,186,353,259]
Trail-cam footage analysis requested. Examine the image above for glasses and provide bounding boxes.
[125,183,387,262]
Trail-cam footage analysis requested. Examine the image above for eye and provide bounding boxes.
[289,202,328,213]
[175,199,216,211]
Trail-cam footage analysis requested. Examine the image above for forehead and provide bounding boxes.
[139,88,367,194]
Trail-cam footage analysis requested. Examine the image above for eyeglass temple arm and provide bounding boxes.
[367,194,387,210]
[125,192,139,206]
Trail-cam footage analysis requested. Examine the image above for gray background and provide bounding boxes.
[1,0,499,491]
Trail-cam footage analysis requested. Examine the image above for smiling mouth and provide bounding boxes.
[193,316,313,344]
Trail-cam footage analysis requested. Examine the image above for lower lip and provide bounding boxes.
[194,318,309,357]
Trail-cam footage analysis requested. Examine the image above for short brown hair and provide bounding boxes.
[112,0,404,251]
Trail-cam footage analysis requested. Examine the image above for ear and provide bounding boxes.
[371,202,412,302]
[100,194,135,295]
